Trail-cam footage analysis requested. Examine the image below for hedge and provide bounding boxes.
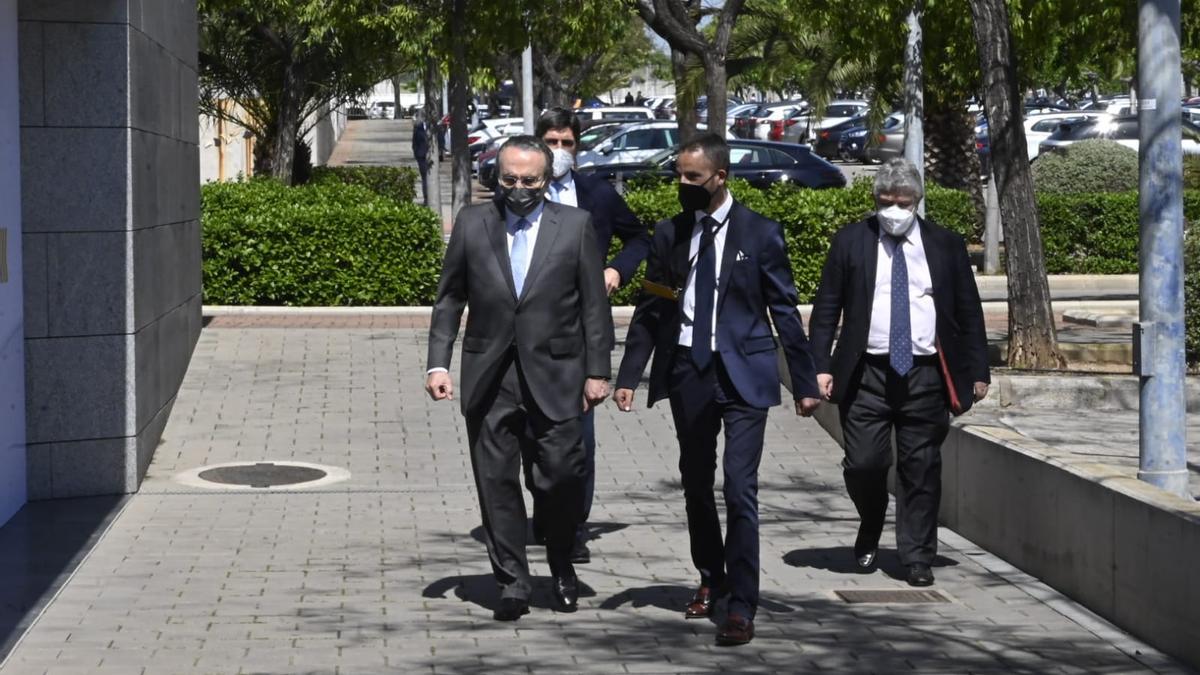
[1032,140,1140,193]
[202,178,443,305]
[309,165,419,205]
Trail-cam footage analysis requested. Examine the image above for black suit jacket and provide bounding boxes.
[570,170,651,283]
[427,199,614,422]
[412,121,429,162]
[808,215,989,414]
[616,201,820,408]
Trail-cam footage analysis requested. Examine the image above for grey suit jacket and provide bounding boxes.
[427,198,613,422]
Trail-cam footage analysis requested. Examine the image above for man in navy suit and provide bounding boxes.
[809,159,989,587]
[527,108,651,564]
[614,134,821,646]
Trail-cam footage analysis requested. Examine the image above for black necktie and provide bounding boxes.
[691,216,718,370]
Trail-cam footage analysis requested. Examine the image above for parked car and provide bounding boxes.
[696,96,744,123]
[811,113,869,159]
[575,121,683,168]
[1038,114,1200,156]
[369,101,396,119]
[1022,111,1107,160]
[577,139,846,190]
[780,100,870,143]
[1080,97,1134,116]
[736,101,805,139]
[578,122,627,151]
[839,113,904,163]
[573,106,654,123]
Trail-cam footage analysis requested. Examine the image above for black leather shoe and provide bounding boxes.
[853,522,880,570]
[907,563,934,587]
[551,575,579,612]
[569,538,591,564]
[493,597,530,621]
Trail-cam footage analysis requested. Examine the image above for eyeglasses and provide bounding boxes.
[499,174,545,188]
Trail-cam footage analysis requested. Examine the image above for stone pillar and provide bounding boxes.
[19,0,201,499]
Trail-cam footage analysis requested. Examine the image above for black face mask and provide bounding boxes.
[677,174,718,212]
[503,185,545,217]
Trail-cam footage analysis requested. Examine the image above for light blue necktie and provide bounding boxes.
[510,217,531,296]
[888,235,913,376]
[550,182,565,204]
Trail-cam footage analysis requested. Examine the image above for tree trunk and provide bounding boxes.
[672,48,698,142]
[270,59,306,185]
[391,74,403,119]
[701,52,728,136]
[423,56,443,218]
[924,100,985,237]
[968,0,1065,369]
[902,1,925,215]
[448,0,471,220]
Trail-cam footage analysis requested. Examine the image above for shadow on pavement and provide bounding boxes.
[783,546,960,580]
[422,574,598,613]
[0,496,129,663]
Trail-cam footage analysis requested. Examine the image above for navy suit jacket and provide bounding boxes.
[570,170,651,283]
[616,201,820,408]
[808,215,989,414]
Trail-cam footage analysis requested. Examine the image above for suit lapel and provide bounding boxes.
[518,201,561,304]
[487,201,518,300]
[716,203,742,313]
[918,218,950,317]
[572,171,594,213]
[670,213,695,293]
[862,216,880,299]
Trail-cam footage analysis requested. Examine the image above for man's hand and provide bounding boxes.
[426,371,454,401]
[973,381,989,402]
[603,267,621,296]
[583,377,610,411]
[817,373,834,400]
[613,388,635,412]
[796,397,821,417]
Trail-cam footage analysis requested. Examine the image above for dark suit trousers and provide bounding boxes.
[839,357,950,565]
[668,348,768,620]
[464,354,586,600]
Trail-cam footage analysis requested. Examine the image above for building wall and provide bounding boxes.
[199,100,348,183]
[0,0,27,525]
[19,0,201,498]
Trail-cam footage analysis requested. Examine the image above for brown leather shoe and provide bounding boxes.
[684,583,724,619]
[715,613,755,646]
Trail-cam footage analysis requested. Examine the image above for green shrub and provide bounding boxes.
[1032,139,1139,193]
[202,178,443,305]
[309,165,418,204]
[1185,155,1200,191]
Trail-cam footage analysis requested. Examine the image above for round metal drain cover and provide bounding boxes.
[173,461,351,491]
[198,462,326,488]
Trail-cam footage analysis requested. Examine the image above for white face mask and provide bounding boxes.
[877,204,916,236]
[551,147,575,179]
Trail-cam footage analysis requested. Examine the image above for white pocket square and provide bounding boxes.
[735,250,750,262]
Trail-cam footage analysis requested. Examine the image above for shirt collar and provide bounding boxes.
[505,200,545,232]
[554,171,575,193]
[695,189,734,225]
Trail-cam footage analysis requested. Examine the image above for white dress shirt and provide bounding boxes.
[549,172,578,207]
[678,191,734,350]
[504,201,544,277]
[867,221,937,356]
[427,201,546,375]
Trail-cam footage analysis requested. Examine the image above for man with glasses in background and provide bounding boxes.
[527,108,651,564]
[425,136,613,621]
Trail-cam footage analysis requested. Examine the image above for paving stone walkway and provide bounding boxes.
[0,326,1189,674]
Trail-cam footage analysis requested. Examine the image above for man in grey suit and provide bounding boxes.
[425,135,613,621]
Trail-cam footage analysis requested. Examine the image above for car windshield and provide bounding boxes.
[579,125,624,150]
